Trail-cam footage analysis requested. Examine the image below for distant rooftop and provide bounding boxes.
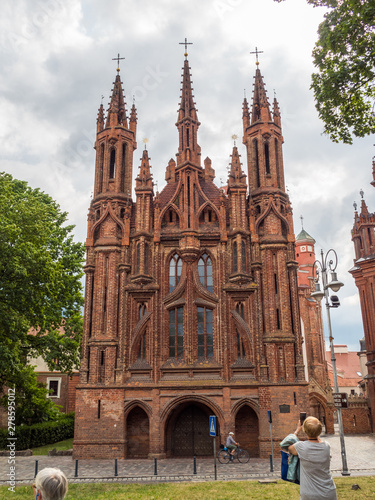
[296,229,315,243]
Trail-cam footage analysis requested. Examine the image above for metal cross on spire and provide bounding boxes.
[112,53,125,72]
[250,46,264,65]
[179,37,193,58]
[300,215,304,229]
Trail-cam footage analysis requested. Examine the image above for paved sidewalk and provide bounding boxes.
[1,433,374,485]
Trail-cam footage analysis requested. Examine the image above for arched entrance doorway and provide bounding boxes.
[235,405,259,457]
[309,395,328,432]
[166,402,214,457]
[126,406,150,458]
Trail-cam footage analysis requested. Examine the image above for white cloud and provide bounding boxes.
[0,0,371,351]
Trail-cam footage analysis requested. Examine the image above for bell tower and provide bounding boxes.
[244,52,304,383]
[80,56,137,387]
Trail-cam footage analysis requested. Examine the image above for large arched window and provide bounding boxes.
[169,253,182,292]
[198,253,213,292]
[197,307,213,358]
[169,307,183,358]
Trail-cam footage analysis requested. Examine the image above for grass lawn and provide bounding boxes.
[2,477,374,499]
[31,438,73,456]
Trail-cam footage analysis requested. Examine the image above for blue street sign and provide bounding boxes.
[209,415,217,437]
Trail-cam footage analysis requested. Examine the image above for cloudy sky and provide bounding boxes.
[1,0,373,351]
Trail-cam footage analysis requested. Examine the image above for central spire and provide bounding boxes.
[251,66,272,124]
[175,40,201,168]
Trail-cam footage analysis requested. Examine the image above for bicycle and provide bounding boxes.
[217,444,250,464]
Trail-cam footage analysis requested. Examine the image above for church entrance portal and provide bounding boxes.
[167,403,214,457]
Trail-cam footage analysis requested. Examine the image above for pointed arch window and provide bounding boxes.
[109,149,116,179]
[138,332,147,359]
[265,142,270,175]
[237,330,246,359]
[144,242,149,274]
[169,307,184,358]
[139,303,147,319]
[99,143,104,192]
[236,302,244,319]
[233,241,238,273]
[275,138,281,188]
[169,253,182,292]
[198,253,213,292]
[253,139,260,188]
[197,307,213,358]
[241,241,246,272]
[121,143,127,191]
[136,242,141,273]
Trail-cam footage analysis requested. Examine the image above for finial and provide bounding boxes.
[132,95,135,105]
[232,134,238,146]
[101,95,104,104]
[353,201,358,211]
[143,138,149,150]
[250,46,264,66]
[112,53,125,72]
[273,89,276,99]
[179,37,193,59]
[155,180,158,192]
[360,188,364,199]
[244,89,246,99]
[300,215,304,229]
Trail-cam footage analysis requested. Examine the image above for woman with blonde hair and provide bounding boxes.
[288,416,337,500]
[33,467,68,500]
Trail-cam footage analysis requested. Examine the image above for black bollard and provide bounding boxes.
[193,455,197,475]
[269,454,274,472]
[114,458,118,477]
[34,460,38,478]
[75,459,78,478]
[154,457,157,475]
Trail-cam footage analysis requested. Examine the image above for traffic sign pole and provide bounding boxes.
[209,416,218,480]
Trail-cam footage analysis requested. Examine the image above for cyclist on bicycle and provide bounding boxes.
[226,431,238,461]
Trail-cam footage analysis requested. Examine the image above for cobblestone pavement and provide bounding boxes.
[1,433,374,485]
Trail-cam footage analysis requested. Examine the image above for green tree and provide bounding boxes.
[275,0,375,144]
[0,172,85,424]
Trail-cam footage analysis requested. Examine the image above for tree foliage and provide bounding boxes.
[0,172,85,423]
[275,0,375,144]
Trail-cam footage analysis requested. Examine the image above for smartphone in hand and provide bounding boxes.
[300,412,307,425]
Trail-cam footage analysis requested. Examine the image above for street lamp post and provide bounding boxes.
[311,249,350,476]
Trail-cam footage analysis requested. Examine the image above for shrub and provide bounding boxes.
[0,413,74,450]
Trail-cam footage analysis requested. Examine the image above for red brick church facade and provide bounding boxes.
[74,53,310,459]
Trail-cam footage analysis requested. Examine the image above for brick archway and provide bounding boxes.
[126,406,150,458]
[165,402,215,457]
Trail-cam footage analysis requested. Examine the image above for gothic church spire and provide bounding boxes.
[175,51,201,168]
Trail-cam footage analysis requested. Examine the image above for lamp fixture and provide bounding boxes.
[328,271,344,293]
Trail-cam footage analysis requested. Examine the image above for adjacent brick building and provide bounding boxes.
[350,169,375,431]
[74,52,311,459]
